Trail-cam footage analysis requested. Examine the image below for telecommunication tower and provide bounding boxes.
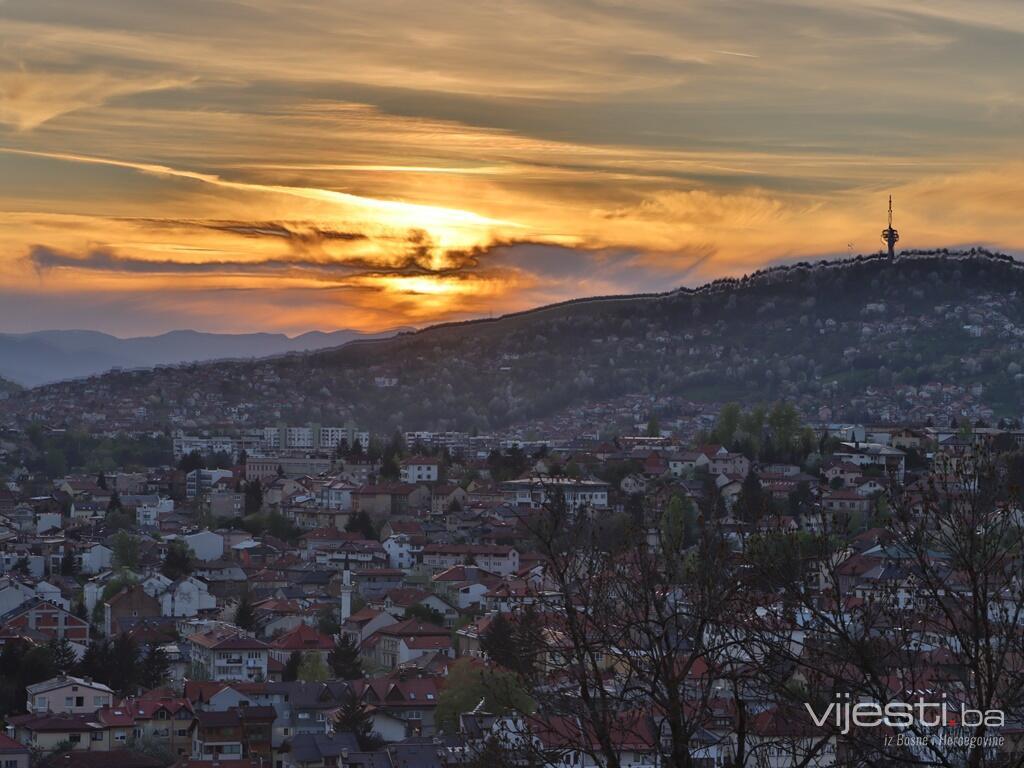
[881,195,899,257]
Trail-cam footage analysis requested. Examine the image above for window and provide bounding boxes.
[65,697,74,707]
[68,734,81,744]
[94,696,105,706]
[91,732,104,742]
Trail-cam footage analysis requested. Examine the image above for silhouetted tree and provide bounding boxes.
[234,593,256,631]
[327,636,363,679]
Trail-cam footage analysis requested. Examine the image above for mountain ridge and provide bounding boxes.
[0,327,414,387]
[5,250,1024,433]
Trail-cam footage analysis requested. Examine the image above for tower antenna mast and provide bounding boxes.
[881,195,899,258]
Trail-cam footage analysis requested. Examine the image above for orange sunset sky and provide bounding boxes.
[2,0,1024,335]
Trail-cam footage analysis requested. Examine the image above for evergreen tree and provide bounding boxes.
[48,636,77,674]
[734,469,765,524]
[244,480,264,515]
[111,531,139,569]
[162,539,193,580]
[234,594,256,631]
[333,697,382,750]
[96,471,108,490]
[60,546,77,576]
[283,651,302,682]
[109,634,141,694]
[178,450,205,474]
[479,608,544,682]
[140,645,170,689]
[327,636,363,679]
[479,612,517,668]
[345,510,376,539]
[316,605,340,636]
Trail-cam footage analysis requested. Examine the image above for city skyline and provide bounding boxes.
[2,0,1024,335]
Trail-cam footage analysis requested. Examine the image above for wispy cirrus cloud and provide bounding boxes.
[0,69,195,131]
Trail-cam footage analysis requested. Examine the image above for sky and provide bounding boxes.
[1,0,1024,335]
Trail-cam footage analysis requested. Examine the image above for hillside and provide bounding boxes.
[0,377,21,397]
[5,250,1024,433]
[0,327,411,387]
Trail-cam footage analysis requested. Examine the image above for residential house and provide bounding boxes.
[364,620,453,670]
[104,584,161,637]
[187,629,271,682]
[0,733,30,768]
[26,677,115,714]
[399,458,439,485]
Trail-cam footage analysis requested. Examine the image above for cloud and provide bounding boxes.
[2,0,1024,334]
[24,242,479,279]
[0,70,194,130]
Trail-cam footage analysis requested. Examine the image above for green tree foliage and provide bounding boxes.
[161,539,193,580]
[178,450,206,474]
[265,510,301,542]
[234,593,256,631]
[405,604,445,626]
[333,697,382,750]
[317,605,340,636]
[75,634,154,695]
[766,401,801,461]
[140,645,170,690]
[486,448,529,482]
[296,652,329,682]
[48,637,77,674]
[327,636,363,680]
[734,469,766,524]
[244,479,264,515]
[660,494,698,557]
[345,510,376,539]
[60,547,77,576]
[787,480,814,519]
[435,658,534,733]
[283,651,302,682]
[0,642,57,717]
[712,402,742,447]
[111,531,140,569]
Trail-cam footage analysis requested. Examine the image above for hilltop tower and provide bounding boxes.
[881,195,899,257]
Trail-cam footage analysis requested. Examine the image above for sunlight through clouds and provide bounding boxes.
[1,0,1023,333]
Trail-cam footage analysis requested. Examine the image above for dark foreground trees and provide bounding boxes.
[477,455,1024,768]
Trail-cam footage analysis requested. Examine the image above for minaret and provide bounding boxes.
[340,568,353,622]
[881,195,899,258]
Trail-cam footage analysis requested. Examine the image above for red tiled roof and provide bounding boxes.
[270,622,334,651]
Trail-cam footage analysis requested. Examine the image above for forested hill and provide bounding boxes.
[6,250,1024,433]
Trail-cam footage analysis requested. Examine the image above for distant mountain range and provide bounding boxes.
[0,328,412,387]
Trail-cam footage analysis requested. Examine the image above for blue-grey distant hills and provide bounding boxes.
[0,328,412,387]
